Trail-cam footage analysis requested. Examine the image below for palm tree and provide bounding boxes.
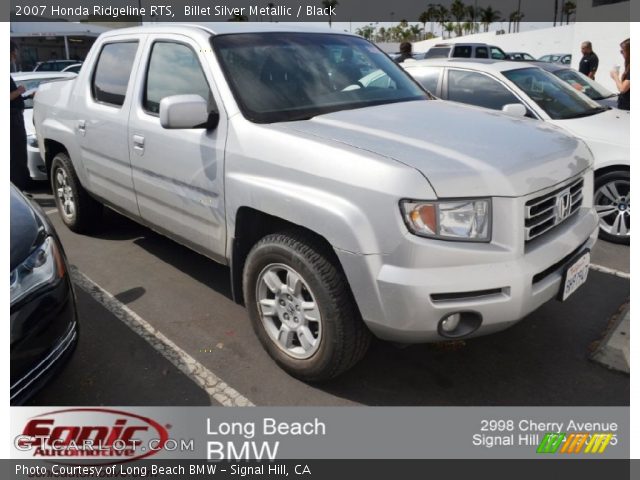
[444,22,455,39]
[559,0,566,25]
[480,6,501,32]
[228,13,249,21]
[267,2,274,22]
[553,0,558,26]
[466,4,478,34]
[436,4,450,38]
[409,24,423,41]
[378,26,387,42]
[426,3,439,36]
[419,11,429,40]
[322,0,338,28]
[563,1,576,24]
[450,0,467,37]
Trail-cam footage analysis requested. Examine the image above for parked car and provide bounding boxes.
[534,62,618,108]
[10,184,78,405]
[538,54,572,65]
[403,58,629,244]
[506,52,536,61]
[11,72,78,181]
[35,24,598,380]
[33,60,81,72]
[424,43,508,60]
[61,63,83,74]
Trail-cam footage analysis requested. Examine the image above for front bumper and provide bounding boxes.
[27,144,47,181]
[10,273,79,405]
[337,182,599,343]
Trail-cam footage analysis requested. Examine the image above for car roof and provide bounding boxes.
[11,72,77,80]
[403,58,538,73]
[432,42,495,47]
[99,23,349,40]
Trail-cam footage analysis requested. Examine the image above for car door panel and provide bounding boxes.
[127,35,227,262]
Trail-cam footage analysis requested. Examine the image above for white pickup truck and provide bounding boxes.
[34,24,599,380]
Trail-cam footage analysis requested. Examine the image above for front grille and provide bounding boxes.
[525,177,583,242]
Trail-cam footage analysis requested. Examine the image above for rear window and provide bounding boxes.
[92,42,139,107]
[452,46,472,58]
[424,47,451,59]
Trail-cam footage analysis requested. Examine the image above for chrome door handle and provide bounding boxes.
[132,134,145,155]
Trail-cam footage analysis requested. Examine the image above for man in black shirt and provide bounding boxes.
[10,42,31,190]
[579,41,599,80]
[395,42,413,64]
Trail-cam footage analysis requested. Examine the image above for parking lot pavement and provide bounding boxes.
[28,189,629,406]
[27,288,212,406]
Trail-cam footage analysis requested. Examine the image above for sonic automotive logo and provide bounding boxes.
[15,408,170,462]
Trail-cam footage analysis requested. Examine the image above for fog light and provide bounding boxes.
[441,313,461,332]
[438,311,482,339]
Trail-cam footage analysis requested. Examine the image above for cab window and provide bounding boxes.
[92,42,139,107]
[144,41,215,115]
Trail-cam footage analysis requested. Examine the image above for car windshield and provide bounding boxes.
[213,33,427,123]
[502,67,606,120]
[554,68,615,101]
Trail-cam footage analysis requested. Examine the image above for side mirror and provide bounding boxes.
[160,94,210,129]
[502,103,527,117]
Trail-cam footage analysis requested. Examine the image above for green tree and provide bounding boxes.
[267,2,274,22]
[480,6,501,32]
[450,0,467,37]
[322,0,338,28]
[419,11,429,40]
[563,1,576,24]
[444,22,455,39]
[435,4,450,38]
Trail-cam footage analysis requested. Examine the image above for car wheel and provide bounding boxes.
[243,232,371,381]
[51,152,103,232]
[594,171,630,245]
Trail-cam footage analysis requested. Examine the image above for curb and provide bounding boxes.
[590,303,630,374]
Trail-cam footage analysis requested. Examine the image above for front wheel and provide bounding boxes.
[594,171,630,245]
[51,152,103,233]
[243,232,371,381]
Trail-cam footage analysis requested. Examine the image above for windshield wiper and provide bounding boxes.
[562,106,608,119]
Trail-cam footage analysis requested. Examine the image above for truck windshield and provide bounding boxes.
[502,67,606,120]
[212,33,428,123]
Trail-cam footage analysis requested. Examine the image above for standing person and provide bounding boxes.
[10,42,31,190]
[579,41,599,80]
[610,38,630,111]
[395,42,413,64]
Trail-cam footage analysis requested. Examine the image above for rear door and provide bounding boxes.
[127,34,227,262]
[76,37,144,217]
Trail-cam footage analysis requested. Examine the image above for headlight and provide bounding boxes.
[27,134,38,148]
[401,199,491,242]
[10,236,66,306]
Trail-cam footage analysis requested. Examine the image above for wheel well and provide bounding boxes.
[43,140,68,179]
[594,164,629,178]
[230,207,342,305]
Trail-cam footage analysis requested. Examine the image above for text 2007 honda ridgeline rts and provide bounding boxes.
[34,24,599,380]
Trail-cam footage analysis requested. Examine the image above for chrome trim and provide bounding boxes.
[10,323,77,401]
[525,177,583,242]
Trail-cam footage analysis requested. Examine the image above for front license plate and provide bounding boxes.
[560,250,590,301]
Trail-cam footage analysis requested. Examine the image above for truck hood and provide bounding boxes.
[279,100,591,197]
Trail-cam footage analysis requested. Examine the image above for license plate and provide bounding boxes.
[560,250,590,301]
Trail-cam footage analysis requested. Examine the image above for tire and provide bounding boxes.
[593,171,630,245]
[50,152,103,233]
[243,231,371,382]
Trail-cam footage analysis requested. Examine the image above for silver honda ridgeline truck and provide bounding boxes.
[34,25,599,380]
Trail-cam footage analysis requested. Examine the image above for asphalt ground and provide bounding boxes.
[26,188,630,406]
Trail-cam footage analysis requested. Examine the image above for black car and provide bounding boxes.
[10,184,78,405]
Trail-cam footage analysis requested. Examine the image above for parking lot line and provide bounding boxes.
[69,266,255,407]
[589,263,630,279]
